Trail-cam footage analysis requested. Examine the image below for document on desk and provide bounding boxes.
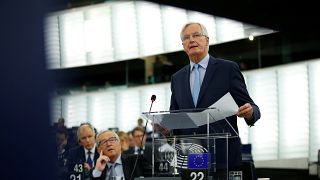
[188,92,239,126]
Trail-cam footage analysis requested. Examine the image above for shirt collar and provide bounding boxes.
[84,144,96,154]
[190,54,209,70]
[134,146,145,151]
[107,155,122,167]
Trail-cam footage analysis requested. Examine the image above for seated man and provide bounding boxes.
[92,130,151,180]
[56,128,71,167]
[55,128,71,180]
[67,123,99,178]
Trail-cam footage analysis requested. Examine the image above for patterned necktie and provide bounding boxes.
[86,151,93,168]
[192,64,201,106]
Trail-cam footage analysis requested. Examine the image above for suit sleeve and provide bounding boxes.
[229,62,261,126]
[90,168,106,180]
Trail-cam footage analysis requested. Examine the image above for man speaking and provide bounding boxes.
[169,22,261,171]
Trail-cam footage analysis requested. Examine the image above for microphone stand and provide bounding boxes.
[129,95,156,180]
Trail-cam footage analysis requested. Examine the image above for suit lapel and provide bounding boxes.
[80,147,86,163]
[93,148,99,166]
[122,156,131,180]
[197,56,218,106]
[183,65,195,108]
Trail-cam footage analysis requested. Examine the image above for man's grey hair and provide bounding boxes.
[180,22,209,41]
[77,122,96,141]
[96,130,120,145]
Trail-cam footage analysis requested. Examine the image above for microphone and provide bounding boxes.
[130,95,156,180]
[151,94,156,101]
[149,95,156,112]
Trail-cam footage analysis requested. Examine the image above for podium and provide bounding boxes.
[141,108,239,180]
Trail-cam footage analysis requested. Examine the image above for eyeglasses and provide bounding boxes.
[182,32,205,42]
[98,137,119,146]
[133,134,144,138]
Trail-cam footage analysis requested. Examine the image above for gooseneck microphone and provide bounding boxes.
[149,95,156,112]
[129,95,156,180]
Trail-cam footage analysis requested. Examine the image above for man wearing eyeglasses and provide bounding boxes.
[169,22,261,174]
[92,130,151,180]
[123,127,152,164]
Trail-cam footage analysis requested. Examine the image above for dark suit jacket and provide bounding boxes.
[91,155,151,180]
[170,55,261,168]
[66,145,99,172]
[122,143,153,164]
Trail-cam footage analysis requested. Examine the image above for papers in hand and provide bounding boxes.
[191,92,238,127]
[145,92,239,129]
[208,92,239,118]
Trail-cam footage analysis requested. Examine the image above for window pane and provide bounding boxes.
[116,89,141,132]
[111,1,139,60]
[187,11,217,45]
[88,91,116,132]
[278,65,309,158]
[136,1,164,56]
[309,61,320,161]
[246,69,279,160]
[161,5,187,52]
[44,15,61,69]
[84,5,114,64]
[215,17,245,43]
[63,95,88,127]
[60,11,86,68]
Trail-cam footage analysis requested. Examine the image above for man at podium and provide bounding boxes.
[169,22,261,171]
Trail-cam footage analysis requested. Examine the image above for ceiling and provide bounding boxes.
[147,0,320,34]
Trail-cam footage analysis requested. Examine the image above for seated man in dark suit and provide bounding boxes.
[55,128,72,180]
[67,123,99,178]
[56,128,71,167]
[92,130,151,180]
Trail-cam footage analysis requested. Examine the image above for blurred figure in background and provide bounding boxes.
[56,128,71,166]
[123,127,152,164]
[55,128,71,180]
[54,117,67,131]
[137,118,144,129]
[127,131,135,149]
[117,131,130,153]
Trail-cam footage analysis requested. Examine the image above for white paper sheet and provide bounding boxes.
[207,92,239,118]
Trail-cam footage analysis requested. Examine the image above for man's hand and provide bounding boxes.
[95,150,110,171]
[153,123,171,136]
[83,162,91,171]
[237,103,253,120]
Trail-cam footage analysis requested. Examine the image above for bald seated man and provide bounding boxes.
[67,123,99,176]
